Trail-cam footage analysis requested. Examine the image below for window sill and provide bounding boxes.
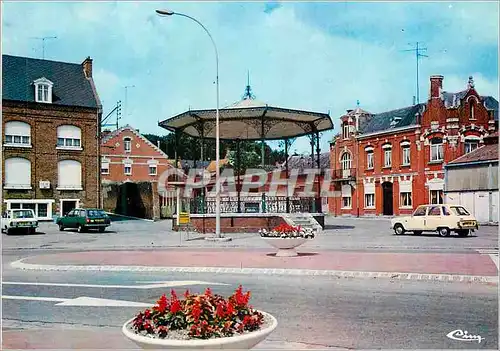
[3,144,32,148]
[401,164,411,168]
[149,174,157,176]
[428,160,443,165]
[57,187,83,191]
[56,147,83,151]
[341,207,352,210]
[366,167,374,171]
[101,172,109,175]
[382,166,392,169]
[400,206,413,209]
[4,185,32,190]
[364,207,375,210]
[124,174,132,176]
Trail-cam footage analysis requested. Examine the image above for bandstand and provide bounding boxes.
[158,83,333,233]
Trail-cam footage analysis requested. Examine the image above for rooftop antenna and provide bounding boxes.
[401,42,428,104]
[30,36,57,59]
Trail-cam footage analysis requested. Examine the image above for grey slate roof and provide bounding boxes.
[359,103,426,134]
[2,54,98,109]
[482,96,499,121]
[281,153,330,171]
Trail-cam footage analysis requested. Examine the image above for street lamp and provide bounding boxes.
[156,9,222,238]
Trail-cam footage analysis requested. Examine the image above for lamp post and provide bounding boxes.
[156,9,222,238]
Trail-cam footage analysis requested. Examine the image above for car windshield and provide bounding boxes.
[88,210,107,218]
[450,206,470,216]
[12,210,34,219]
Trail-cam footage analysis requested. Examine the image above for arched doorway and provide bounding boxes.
[382,182,393,215]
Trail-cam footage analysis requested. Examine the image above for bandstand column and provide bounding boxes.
[310,133,316,213]
[285,138,290,213]
[237,139,241,213]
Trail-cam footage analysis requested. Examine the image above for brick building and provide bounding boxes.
[329,75,498,217]
[2,54,102,219]
[100,125,173,183]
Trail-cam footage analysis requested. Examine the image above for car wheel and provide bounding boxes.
[6,228,12,235]
[457,229,470,237]
[77,225,85,233]
[413,231,422,235]
[438,227,450,237]
[29,228,36,234]
[394,224,405,235]
[58,224,65,231]
[98,227,105,233]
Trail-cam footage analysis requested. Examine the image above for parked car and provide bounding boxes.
[1,209,38,235]
[391,204,478,237]
[56,208,111,233]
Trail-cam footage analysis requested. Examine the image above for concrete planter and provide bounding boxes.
[122,311,278,349]
[261,237,309,257]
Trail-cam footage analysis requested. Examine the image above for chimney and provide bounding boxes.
[430,75,444,99]
[82,56,93,78]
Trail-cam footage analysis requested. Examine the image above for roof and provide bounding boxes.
[280,153,330,171]
[447,144,498,166]
[206,159,230,173]
[482,96,499,121]
[100,124,169,159]
[359,103,426,134]
[159,85,333,141]
[2,54,99,109]
[442,90,498,120]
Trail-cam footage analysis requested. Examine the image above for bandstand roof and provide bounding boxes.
[158,85,333,141]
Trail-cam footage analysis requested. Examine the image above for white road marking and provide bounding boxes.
[2,295,153,307]
[476,249,499,270]
[55,296,153,307]
[1,295,68,303]
[2,281,227,289]
[489,255,499,270]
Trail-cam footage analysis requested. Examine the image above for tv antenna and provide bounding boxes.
[401,42,428,104]
[31,36,57,59]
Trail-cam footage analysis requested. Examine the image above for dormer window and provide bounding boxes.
[34,77,53,103]
[342,123,350,139]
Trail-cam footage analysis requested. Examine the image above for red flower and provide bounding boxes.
[154,294,168,314]
[226,302,234,315]
[216,302,225,318]
[191,301,202,322]
[204,287,212,296]
[170,299,181,314]
[184,289,190,298]
[170,289,178,301]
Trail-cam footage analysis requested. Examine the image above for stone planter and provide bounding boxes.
[261,237,309,257]
[122,311,278,349]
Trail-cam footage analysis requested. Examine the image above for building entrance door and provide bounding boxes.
[61,200,77,216]
[382,182,393,215]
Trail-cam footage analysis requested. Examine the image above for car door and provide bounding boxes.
[425,206,442,231]
[64,210,76,228]
[78,210,87,227]
[407,206,427,230]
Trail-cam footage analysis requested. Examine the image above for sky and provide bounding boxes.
[2,1,499,155]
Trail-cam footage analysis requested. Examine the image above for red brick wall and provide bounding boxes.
[328,76,496,217]
[2,102,100,215]
[173,216,286,233]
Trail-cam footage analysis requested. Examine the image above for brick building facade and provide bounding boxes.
[2,54,102,219]
[329,75,498,217]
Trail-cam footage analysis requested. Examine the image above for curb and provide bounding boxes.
[10,259,498,285]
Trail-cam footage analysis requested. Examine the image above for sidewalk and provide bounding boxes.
[12,248,499,283]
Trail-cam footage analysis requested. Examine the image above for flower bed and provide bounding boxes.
[259,223,315,239]
[127,286,272,340]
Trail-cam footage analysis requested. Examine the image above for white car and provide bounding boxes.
[391,204,478,237]
[1,209,38,235]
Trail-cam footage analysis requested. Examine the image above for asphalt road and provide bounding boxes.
[2,269,498,349]
[2,217,498,253]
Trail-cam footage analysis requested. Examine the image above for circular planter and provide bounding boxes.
[122,311,278,349]
[261,237,309,257]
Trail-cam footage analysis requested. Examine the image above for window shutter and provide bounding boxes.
[5,158,31,187]
[58,160,82,189]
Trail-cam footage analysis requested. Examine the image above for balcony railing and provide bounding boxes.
[332,168,356,180]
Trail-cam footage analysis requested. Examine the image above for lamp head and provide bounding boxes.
[156,9,175,16]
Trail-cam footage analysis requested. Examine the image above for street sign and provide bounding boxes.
[179,211,190,225]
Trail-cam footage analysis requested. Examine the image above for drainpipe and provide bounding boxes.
[356,136,360,218]
[97,109,102,209]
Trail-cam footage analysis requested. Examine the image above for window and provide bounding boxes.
[342,196,352,208]
[101,162,109,175]
[400,192,412,207]
[430,138,443,162]
[384,149,392,168]
[402,146,411,166]
[428,206,441,216]
[124,165,132,175]
[57,160,82,190]
[442,206,451,216]
[57,125,82,150]
[34,77,53,103]
[469,99,476,120]
[4,157,31,189]
[124,138,132,152]
[4,121,31,147]
[413,206,427,216]
[465,140,479,154]
[366,151,374,169]
[149,165,157,175]
[451,206,470,216]
[342,123,349,139]
[341,152,352,170]
[365,193,375,208]
[430,190,443,204]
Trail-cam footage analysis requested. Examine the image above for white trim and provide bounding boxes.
[382,143,392,149]
[364,146,374,152]
[4,185,32,190]
[33,77,53,104]
[3,144,32,149]
[5,199,55,204]
[59,199,81,217]
[56,146,83,151]
[400,140,411,147]
[57,187,83,191]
